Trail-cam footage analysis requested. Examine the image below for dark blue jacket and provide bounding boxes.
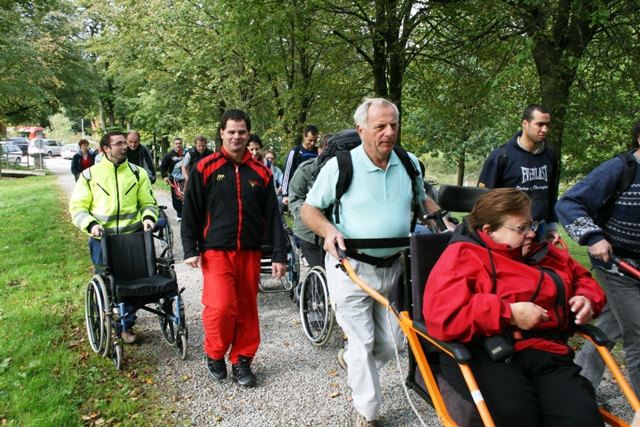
[71,150,97,181]
[557,153,640,268]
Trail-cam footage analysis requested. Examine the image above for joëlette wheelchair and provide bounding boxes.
[153,205,173,258]
[335,185,640,427]
[258,225,300,297]
[84,230,188,369]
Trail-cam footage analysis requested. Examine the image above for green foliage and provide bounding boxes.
[0,177,173,426]
[0,1,96,126]
[45,112,74,143]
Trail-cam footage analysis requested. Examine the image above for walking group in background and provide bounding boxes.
[67,98,640,427]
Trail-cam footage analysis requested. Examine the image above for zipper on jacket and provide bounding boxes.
[236,164,242,249]
[115,165,121,234]
[124,182,136,195]
[96,183,110,196]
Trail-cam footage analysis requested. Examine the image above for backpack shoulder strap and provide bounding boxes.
[497,143,508,186]
[332,150,353,224]
[128,163,140,181]
[393,145,421,231]
[616,150,636,193]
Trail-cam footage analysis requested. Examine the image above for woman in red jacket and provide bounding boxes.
[423,188,605,427]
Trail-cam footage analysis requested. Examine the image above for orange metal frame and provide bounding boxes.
[338,254,639,427]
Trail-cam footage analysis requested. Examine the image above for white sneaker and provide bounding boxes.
[355,413,376,427]
[176,217,182,222]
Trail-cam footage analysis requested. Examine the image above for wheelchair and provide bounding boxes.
[153,205,172,258]
[335,185,640,427]
[258,226,300,295]
[84,230,188,369]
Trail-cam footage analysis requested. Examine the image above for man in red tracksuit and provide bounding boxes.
[181,109,288,386]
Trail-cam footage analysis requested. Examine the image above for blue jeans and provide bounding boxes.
[89,237,137,329]
[575,268,640,399]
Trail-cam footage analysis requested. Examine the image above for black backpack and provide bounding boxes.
[312,129,422,230]
[594,150,637,226]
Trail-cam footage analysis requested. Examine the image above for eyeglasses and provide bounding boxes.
[502,221,539,235]
[110,141,126,147]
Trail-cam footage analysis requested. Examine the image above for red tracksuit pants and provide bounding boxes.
[201,249,261,364]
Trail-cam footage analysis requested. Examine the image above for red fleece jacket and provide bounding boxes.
[423,231,606,354]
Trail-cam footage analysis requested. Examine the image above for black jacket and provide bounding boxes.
[181,147,287,262]
[126,144,156,183]
[160,149,185,179]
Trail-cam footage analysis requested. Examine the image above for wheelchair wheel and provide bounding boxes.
[280,233,300,291]
[84,275,112,356]
[113,341,123,370]
[154,209,173,259]
[300,266,335,346]
[157,303,178,346]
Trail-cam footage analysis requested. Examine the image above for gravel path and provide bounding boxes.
[49,157,635,426]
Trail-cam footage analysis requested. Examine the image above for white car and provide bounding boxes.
[28,139,63,157]
[1,144,23,165]
[61,144,79,159]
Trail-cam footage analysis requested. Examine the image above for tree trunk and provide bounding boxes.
[457,150,465,186]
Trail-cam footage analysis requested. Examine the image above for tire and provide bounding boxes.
[84,276,111,355]
[47,151,52,158]
[113,342,123,370]
[14,157,21,165]
[154,210,173,259]
[279,233,299,292]
[158,302,178,346]
[300,266,335,346]
[177,330,188,360]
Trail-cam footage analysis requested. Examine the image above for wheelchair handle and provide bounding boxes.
[335,244,401,319]
[610,252,640,280]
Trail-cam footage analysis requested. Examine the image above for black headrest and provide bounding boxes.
[438,185,488,213]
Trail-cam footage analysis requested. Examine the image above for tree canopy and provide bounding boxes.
[3,0,640,182]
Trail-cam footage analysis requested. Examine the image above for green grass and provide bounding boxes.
[0,176,174,426]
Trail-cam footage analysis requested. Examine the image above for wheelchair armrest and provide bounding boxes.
[573,323,611,347]
[413,320,473,364]
[156,257,174,267]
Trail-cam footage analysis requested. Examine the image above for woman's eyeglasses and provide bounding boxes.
[502,221,539,235]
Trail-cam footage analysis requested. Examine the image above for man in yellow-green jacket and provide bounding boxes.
[70,131,158,344]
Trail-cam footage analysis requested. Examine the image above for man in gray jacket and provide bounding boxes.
[288,134,329,268]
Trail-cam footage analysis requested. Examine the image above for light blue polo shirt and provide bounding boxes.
[306,144,427,257]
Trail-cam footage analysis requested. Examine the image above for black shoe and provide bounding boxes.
[232,355,256,386]
[206,356,227,380]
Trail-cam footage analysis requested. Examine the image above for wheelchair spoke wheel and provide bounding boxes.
[85,277,111,355]
[279,233,300,291]
[159,316,177,345]
[113,342,123,370]
[300,266,335,346]
[154,210,173,259]
[158,310,178,346]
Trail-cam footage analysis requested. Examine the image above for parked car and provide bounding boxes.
[1,144,23,165]
[61,144,79,159]
[8,137,29,154]
[28,139,62,157]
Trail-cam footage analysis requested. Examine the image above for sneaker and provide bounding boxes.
[232,355,257,386]
[355,413,376,427]
[176,217,182,222]
[121,330,138,344]
[337,348,348,372]
[206,356,227,380]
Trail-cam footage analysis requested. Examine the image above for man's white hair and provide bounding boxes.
[353,98,399,129]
